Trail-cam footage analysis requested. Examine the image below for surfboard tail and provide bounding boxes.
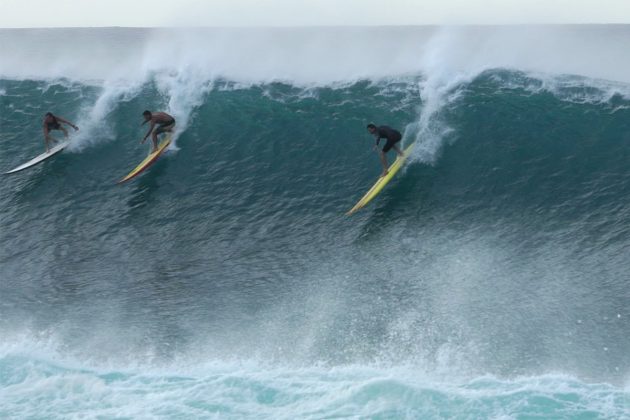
[4,141,70,174]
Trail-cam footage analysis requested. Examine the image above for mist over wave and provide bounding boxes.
[3,26,630,84]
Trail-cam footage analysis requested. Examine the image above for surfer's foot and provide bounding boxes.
[381,170,389,177]
[151,148,158,153]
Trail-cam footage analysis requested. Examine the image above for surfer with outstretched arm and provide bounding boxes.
[42,112,78,152]
[367,123,404,177]
[141,110,176,153]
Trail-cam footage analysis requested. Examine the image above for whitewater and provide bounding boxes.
[1,26,630,418]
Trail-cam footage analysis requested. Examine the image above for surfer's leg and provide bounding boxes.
[45,134,60,152]
[154,123,174,146]
[393,144,404,157]
[157,122,175,134]
[151,131,159,153]
[379,151,389,176]
[60,126,69,138]
[379,139,397,176]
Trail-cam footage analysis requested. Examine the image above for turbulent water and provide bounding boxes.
[1,26,630,418]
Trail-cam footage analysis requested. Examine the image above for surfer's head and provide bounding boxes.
[142,110,152,121]
[44,112,54,122]
[367,123,377,134]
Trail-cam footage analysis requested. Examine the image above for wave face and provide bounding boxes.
[1,27,630,418]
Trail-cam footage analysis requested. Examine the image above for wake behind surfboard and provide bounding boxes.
[346,142,415,215]
[4,140,70,174]
[118,136,172,184]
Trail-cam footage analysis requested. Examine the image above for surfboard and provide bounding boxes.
[118,136,172,184]
[346,142,415,215]
[4,140,70,174]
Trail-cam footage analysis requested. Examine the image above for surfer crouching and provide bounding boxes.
[141,110,176,153]
[43,112,78,153]
[367,123,404,177]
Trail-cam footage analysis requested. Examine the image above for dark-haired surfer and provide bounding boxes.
[42,112,78,152]
[367,123,404,177]
[141,110,176,153]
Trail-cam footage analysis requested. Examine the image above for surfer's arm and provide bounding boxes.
[55,116,78,130]
[43,124,50,151]
[141,121,156,143]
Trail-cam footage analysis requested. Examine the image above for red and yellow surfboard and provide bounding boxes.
[118,136,171,184]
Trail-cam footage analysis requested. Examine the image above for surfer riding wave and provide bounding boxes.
[141,110,176,153]
[367,123,404,177]
[42,112,78,153]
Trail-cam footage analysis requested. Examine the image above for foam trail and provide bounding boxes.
[69,80,143,152]
[409,28,485,163]
[405,26,630,162]
[153,68,214,150]
[68,72,209,153]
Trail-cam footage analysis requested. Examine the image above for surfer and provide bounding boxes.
[42,112,78,152]
[141,110,176,153]
[367,123,404,177]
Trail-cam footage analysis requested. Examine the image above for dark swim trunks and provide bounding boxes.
[155,117,176,134]
[47,121,61,130]
[376,126,402,153]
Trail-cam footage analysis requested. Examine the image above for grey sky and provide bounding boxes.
[3,0,630,28]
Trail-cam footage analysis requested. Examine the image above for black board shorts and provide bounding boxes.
[156,118,176,134]
[382,131,402,153]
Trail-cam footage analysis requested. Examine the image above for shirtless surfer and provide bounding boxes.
[42,112,78,152]
[367,123,404,177]
[141,110,176,153]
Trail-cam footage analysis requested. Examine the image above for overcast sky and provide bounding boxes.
[3,0,630,28]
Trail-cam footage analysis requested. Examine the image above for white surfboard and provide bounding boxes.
[4,141,70,174]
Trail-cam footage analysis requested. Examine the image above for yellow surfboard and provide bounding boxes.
[347,142,415,215]
[118,136,172,184]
